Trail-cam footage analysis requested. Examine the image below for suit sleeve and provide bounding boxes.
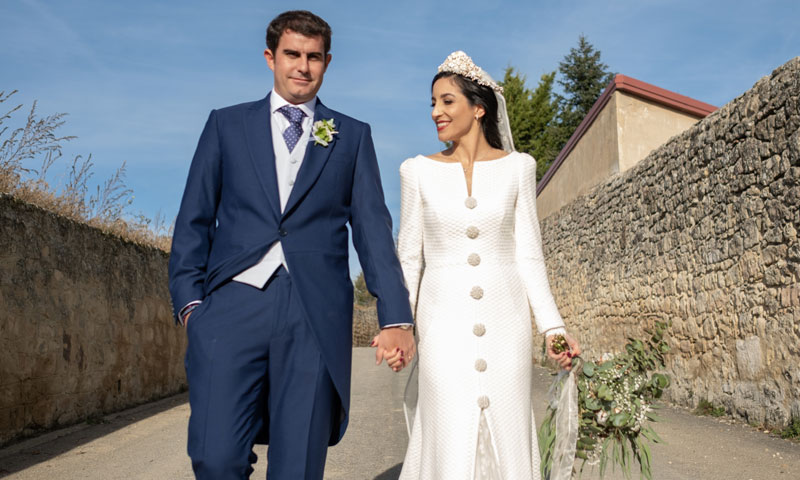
[168,110,222,323]
[396,159,424,319]
[514,153,566,336]
[349,123,414,328]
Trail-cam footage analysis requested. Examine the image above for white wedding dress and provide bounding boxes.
[397,152,566,480]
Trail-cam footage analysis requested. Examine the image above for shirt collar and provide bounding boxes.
[270,88,316,120]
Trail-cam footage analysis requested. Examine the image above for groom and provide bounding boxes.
[168,10,415,479]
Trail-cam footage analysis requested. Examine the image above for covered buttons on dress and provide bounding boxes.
[473,323,486,336]
[466,226,479,239]
[470,286,484,299]
[475,358,487,372]
[477,395,490,409]
[464,197,477,209]
[468,253,481,266]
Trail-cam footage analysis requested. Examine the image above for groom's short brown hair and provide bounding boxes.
[267,10,332,55]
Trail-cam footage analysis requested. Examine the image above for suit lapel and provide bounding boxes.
[244,93,281,220]
[282,99,337,218]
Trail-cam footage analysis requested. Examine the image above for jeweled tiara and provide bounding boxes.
[437,51,503,94]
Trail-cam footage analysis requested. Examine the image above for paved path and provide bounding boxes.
[1,348,799,479]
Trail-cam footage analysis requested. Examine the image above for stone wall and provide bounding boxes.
[353,304,380,347]
[535,57,800,427]
[0,193,389,445]
[0,195,186,446]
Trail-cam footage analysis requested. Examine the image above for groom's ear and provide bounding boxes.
[324,53,332,71]
[264,48,276,72]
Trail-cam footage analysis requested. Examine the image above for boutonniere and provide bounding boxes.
[312,118,338,147]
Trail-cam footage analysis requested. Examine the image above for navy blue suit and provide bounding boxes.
[168,93,413,478]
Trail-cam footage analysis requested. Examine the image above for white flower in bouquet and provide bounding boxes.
[596,410,609,426]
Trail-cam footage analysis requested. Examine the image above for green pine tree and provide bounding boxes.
[545,35,614,172]
[558,34,614,119]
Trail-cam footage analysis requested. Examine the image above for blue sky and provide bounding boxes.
[2,0,798,274]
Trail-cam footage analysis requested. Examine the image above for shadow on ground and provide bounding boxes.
[373,462,402,480]
[0,393,187,478]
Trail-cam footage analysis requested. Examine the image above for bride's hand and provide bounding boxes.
[547,333,581,371]
[384,348,406,372]
[370,333,412,372]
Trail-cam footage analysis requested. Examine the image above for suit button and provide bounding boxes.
[279,229,288,237]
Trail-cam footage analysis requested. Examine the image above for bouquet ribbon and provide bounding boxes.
[547,362,579,480]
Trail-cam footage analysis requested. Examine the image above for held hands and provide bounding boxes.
[546,332,581,371]
[371,327,416,372]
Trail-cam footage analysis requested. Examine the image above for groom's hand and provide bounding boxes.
[372,327,415,372]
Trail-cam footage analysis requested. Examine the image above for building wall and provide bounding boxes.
[533,57,800,427]
[537,94,620,219]
[616,91,703,172]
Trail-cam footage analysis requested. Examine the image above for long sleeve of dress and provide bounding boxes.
[397,158,424,319]
[513,154,566,335]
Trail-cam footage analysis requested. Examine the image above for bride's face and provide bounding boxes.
[431,77,482,143]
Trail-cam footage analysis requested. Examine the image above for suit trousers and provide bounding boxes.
[185,267,338,479]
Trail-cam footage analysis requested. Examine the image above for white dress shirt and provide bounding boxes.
[232,89,316,288]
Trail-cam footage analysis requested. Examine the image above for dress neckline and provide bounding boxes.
[416,152,516,197]
[417,152,515,165]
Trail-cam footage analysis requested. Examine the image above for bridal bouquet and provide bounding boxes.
[539,319,671,480]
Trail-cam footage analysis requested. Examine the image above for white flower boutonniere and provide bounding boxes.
[312,118,338,147]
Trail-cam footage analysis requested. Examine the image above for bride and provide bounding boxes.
[387,51,582,479]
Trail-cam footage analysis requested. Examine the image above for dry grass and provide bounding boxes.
[1,89,171,251]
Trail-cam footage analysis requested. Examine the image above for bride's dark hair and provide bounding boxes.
[432,72,503,150]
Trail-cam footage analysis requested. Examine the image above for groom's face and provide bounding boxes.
[264,30,331,105]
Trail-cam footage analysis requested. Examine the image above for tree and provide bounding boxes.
[558,34,614,120]
[547,34,614,165]
[500,68,558,179]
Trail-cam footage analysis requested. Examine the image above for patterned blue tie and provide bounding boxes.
[278,105,306,152]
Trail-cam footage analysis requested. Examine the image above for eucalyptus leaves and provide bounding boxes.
[539,320,671,480]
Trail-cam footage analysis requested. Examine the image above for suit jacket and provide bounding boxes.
[168,93,413,442]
